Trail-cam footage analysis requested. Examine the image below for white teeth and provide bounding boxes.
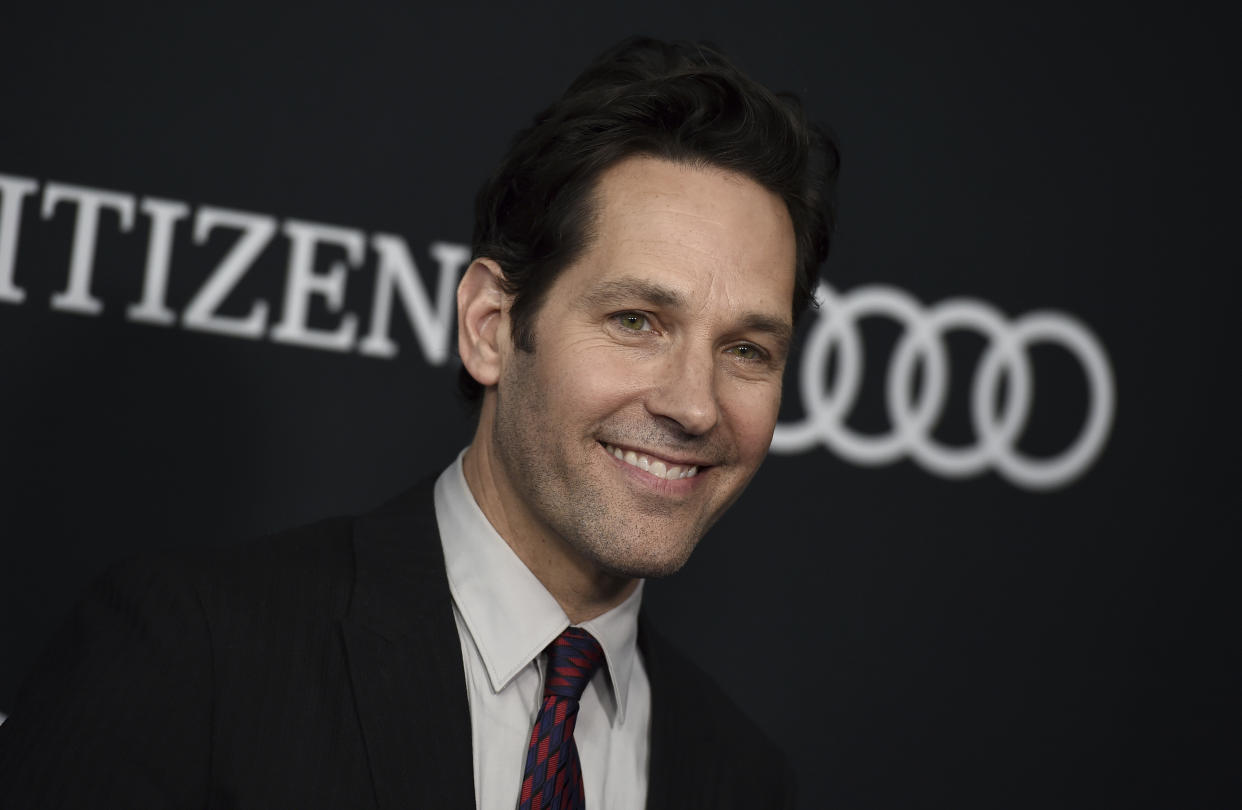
[604,444,702,481]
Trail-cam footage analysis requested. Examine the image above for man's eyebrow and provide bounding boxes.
[582,277,793,352]
[581,278,685,309]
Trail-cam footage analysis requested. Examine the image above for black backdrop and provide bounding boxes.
[1,1,1237,807]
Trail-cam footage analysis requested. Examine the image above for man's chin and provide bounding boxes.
[581,535,704,580]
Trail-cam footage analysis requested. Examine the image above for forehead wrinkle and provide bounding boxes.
[609,212,735,267]
[575,156,798,340]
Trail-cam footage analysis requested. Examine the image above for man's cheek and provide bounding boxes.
[572,355,649,399]
[727,382,783,426]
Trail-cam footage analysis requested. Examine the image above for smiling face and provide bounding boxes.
[475,155,797,580]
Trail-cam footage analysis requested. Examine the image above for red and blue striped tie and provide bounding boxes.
[517,627,605,810]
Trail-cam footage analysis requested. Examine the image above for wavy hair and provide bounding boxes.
[463,36,840,400]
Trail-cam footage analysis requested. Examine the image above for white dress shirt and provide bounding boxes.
[434,452,651,810]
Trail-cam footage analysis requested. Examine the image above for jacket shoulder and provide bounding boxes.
[641,618,797,808]
[176,515,357,616]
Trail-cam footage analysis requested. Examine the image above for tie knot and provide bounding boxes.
[543,627,605,701]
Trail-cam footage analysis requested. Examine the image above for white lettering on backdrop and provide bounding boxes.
[0,172,468,366]
[1,171,1116,489]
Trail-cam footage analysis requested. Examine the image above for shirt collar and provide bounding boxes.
[434,449,644,723]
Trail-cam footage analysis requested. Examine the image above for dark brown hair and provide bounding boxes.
[463,35,840,400]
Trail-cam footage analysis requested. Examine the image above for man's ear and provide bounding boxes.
[457,257,508,388]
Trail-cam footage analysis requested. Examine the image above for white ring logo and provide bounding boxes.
[771,282,1116,491]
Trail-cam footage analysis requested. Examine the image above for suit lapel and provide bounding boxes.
[640,614,703,810]
[341,481,475,810]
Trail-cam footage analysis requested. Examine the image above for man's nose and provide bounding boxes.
[645,344,720,437]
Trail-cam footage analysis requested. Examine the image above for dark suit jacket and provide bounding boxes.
[0,480,794,808]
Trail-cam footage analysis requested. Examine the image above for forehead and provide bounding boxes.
[557,155,797,322]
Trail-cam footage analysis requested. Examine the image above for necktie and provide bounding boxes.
[517,627,605,810]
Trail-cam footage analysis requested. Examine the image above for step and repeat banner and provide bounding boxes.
[1,2,1235,807]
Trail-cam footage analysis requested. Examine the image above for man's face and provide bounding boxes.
[489,155,797,578]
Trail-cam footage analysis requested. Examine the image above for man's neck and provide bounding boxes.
[461,442,638,625]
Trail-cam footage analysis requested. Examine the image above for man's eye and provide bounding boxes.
[728,343,765,361]
[616,312,650,331]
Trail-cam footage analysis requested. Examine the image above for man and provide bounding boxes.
[0,36,837,808]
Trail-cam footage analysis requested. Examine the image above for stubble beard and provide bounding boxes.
[491,357,707,580]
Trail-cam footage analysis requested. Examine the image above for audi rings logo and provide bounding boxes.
[771,282,1115,491]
